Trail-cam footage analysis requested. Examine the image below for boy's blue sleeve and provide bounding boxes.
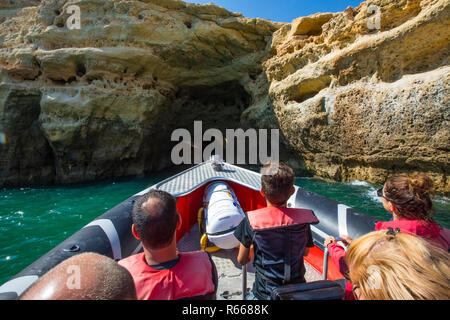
[234,216,254,248]
[306,225,314,248]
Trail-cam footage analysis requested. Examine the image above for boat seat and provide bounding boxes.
[270,280,345,300]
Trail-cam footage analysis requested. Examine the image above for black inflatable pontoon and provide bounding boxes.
[0,161,377,300]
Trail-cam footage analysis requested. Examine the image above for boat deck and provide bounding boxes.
[177,225,322,300]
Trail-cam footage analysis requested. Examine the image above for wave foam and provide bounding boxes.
[348,180,373,187]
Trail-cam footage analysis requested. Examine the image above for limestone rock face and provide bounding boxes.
[0,0,281,186]
[0,0,449,193]
[263,0,450,192]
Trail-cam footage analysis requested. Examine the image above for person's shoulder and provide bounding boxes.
[247,207,269,215]
[118,252,144,267]
[375,220,387,231]
[180,250,211,260]
[235,214,251,229]
[200,251,216,266]
[179,251,216,272]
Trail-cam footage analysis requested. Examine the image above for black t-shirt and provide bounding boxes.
[234,215,314,300]
[148,257,181,270]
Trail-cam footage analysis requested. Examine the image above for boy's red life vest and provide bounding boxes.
[375,219,450,251]
[118,251,216,300]
[247,207,319,230]
[246,206,319,299]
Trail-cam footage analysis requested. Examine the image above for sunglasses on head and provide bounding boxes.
[377,187,414,205]
[376,188,384,198]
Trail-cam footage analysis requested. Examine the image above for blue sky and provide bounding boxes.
[184,0,365,22]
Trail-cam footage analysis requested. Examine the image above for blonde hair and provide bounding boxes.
[345,230,450,300]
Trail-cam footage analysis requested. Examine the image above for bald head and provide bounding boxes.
[19,252,137,300]
[132,190,178,250]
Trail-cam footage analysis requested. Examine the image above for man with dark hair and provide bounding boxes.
[119,189,218,300]
[234,162,319,300]
[20,252,137,300]
[131,190,179,250]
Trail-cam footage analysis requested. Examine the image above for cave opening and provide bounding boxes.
[170,80,252,131]
[144,80,254,172]
[76,63,86,77]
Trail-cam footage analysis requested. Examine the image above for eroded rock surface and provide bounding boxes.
[0,0,282,186]
[264,0,449,191]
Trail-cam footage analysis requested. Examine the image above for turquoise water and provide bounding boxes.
[1,172,449,286]
[295,178,450,228]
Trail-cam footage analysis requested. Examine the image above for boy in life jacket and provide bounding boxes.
[119,190,218,300]
[325,172,450,299]
[234,162,319,300]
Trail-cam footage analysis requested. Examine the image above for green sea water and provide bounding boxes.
[1,171,449,286]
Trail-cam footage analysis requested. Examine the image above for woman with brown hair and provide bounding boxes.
[374,172,450,251]
[345,229,450,300]
[324,172,450,299]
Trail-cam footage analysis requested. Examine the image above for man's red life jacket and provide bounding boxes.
[118,251,216,300]
[375,219,450,251]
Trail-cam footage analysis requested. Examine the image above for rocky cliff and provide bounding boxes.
[0,0,282,186]
[264,0,449,192]
[0,0,449,192]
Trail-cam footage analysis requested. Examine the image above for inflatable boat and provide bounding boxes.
[0,160,377,300]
